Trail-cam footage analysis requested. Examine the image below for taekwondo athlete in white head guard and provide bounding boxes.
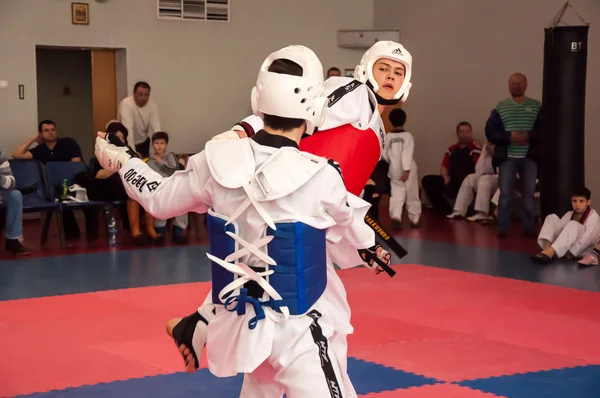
[206,41,412,397]
[94,44,391,397]
[214,40,413,198]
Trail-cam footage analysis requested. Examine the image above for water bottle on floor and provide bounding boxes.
[108,214,117,247]
[60,179,69,201]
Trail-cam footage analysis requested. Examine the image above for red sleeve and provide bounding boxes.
[238,121,256,138]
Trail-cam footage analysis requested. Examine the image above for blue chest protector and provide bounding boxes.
[207,212,327,323]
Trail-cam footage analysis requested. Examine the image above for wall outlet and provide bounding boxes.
[0,81,8,89]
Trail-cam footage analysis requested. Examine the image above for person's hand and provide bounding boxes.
[31,134,42,145]
[400,170,410,182]
[443,175,451,186]
[511,131,529,145]
[95,132,137,171]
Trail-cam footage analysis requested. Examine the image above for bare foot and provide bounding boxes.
[165,317,182,338]
[166,317,198,373]
[541,246,556,258]
[179,344,198,374]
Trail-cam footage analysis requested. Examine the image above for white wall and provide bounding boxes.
[36,48,94,161]
[374,0,599,195]
[0,0,374,154]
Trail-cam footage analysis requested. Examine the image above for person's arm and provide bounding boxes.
[95,169,117,179]
[12,135,39,159]
[149,102,161,135]
[473,146,488,177]
[0,155,16,190]
[95,133,211,218]
[401,133,414,172]
[528,107,543,145]
[485,108,512,144]
[470,145,481,165]
[118,153,211,219]
[118,100,135,136]
[66,138,83,162]
[321,163,389,274]
[322,166,375,249]
[441,149,450,185]
[570,211,600,255]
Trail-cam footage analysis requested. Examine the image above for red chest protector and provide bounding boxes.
[299,124,381,196]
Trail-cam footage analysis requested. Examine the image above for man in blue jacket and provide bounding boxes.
[485,73,542,237]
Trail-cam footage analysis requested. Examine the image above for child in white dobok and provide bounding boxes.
[447,142,497,222]
[383,108,421,230]
[532,187,600,264]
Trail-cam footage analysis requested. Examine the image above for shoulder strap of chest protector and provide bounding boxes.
[204,139,328,201]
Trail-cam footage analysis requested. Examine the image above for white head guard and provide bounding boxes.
[354,41,413,105]
[251,45,327,135]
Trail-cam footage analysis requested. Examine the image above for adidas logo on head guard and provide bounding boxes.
[392,48,403,55]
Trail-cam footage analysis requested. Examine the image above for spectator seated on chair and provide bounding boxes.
[532,187,600,264]
[421,121,481,215]
[79,121,150,246]
[144,132,189,244]
[0,151,29,255]
[11,119,94,241]
[447,142,497,222]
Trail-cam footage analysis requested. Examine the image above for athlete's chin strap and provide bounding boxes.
[207,180,290,329]
[366,81,401,106]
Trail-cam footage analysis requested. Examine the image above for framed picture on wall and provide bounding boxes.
[344,69,354,78]
[71,2,89,25]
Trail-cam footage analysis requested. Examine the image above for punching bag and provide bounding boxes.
[540,25,589,218]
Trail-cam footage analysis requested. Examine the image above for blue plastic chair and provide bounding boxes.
[7,159,63,247]
[45,161,113,242]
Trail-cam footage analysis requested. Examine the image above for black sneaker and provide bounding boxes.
[5,239,31,256]
[391,220,403,231]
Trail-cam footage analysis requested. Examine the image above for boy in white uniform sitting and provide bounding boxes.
[531,187,600,263]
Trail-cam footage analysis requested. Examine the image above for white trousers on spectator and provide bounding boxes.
[389,172,421,223]
[538,215,587,257]
[454,174,498,215]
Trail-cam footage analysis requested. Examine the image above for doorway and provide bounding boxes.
[35,46,128,162]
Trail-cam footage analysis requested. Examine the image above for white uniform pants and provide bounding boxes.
[454,174,498,215]
[154,213,189,229]
[389,171,421,223]
[538,214,587,257]
[239,310,348,398]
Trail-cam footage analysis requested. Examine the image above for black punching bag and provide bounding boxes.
[540,25,589,218]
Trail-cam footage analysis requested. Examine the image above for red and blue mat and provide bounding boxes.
[2,262,599,397]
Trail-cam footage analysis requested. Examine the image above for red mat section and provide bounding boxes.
[1,265,600,397]
[0,283,211,397]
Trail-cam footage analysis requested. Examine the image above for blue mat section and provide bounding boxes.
[17,358,437,397]
[348,357,437,394]
[457,365,600,398]
[3,236,600,301]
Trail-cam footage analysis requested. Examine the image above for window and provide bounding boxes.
[158,0,229,22]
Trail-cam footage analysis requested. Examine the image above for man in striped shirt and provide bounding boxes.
[485,73,542,237]
[0,151,30,255]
